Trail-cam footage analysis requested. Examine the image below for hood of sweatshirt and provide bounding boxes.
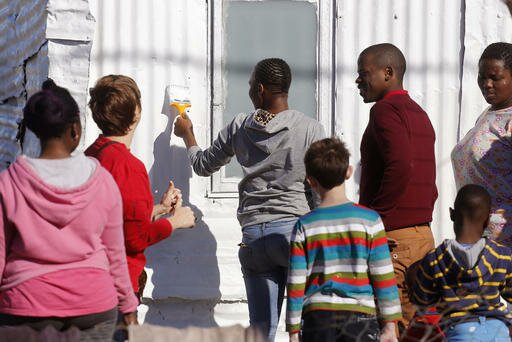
[436,238,488,283]
[3,157,104,229]
[243,109,310,155]
[445,238,486,269]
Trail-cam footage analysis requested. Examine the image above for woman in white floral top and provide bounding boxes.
[452,42,512,244]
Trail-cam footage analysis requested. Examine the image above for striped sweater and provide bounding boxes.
[285,202,402,333]
[411,238,512,327]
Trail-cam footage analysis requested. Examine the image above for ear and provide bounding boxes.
[70,122,81,142]
[449,207,455,222]
[306,175,323,196]
[384,66,393,81]
[134,105,142,123]
[258,83,264,96]
[345,165,353,180]
[306,175,317,188]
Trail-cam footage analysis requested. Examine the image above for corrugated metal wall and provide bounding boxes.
[86,0,231,328]
[1,0,512,339]
[0,0,48,169]
[0,0,95,169]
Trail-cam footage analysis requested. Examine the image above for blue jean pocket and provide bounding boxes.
[238,243,254,274]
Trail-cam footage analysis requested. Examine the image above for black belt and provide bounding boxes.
[395,222,431,229]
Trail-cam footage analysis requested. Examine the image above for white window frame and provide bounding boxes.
[207,0,335,197]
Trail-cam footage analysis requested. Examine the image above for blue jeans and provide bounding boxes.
[302,310,380,341]
[445,317,510,342]
[238,219,297,342]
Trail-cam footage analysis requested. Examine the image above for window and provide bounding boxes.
[209,0,335,195]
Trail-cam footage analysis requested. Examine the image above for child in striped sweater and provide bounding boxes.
[411,184,512,341]
[286,138,402,342]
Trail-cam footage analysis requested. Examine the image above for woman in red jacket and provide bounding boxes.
[85,75,195,304]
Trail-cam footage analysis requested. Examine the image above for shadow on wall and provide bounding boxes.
[145,100,221,328]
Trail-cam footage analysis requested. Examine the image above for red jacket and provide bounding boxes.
[359,90,437,231]
[85,136,172,292]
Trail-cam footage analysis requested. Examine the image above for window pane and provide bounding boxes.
[223,0,318,177]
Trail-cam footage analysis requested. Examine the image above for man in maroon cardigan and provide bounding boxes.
[356,43,438,332]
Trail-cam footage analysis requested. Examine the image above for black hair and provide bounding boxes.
[304,137,350,189]
[254,58,292,94]
[360,43,407,80]
[22,79,80,141]
[453,184,491,224]
[479,42,512,69]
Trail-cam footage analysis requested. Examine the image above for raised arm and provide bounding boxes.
[174,113,237,177]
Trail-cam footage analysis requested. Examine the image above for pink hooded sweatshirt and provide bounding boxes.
[0,156,138,316]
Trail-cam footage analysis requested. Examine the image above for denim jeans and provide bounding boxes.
[302,310,380,342]
[238,219,297,342]
[444,317,510,342]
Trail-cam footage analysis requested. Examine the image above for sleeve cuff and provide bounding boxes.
[119,293,139,314]
[286,325,301,333]
[187,145,202,162]
[148,218,173,245]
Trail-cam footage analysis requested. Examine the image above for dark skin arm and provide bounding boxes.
[173,113,198,148]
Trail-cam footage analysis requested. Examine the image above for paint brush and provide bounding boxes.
[166,85,191,117]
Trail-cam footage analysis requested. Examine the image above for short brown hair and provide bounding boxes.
[89,75,141,136]
[304,137,350,189]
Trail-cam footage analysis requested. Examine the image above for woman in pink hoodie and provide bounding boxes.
[0,80,138,340]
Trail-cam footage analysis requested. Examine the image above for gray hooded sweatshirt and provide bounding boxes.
[188,109,326,227]
[445,238,486,269]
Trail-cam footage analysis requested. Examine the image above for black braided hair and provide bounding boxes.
[254,58,292,94]
[480,42,512,69]
[23,79,79,140]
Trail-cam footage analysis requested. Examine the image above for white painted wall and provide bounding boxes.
[85,0,250,333]
[1,1,512,341]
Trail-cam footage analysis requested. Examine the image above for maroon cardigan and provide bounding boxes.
[359,90,437,231]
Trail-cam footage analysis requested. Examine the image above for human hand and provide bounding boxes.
[380,322,398,342]
[289,332,300,342]
[167,206,196,229]
[123,312,138,326]
[173,113,194,138]
[161,181,182,213]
